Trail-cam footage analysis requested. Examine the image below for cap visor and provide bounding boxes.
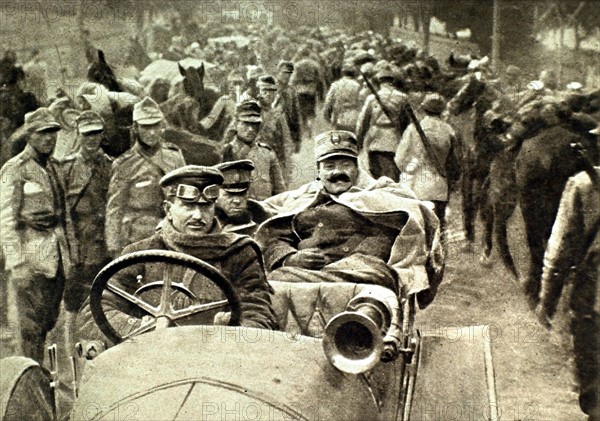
[317,151,358,162]
[590,128,600,135]
[35,123,61,132]
[222,186,249,193]
[238,116,262,123]
[136,117,163,125]
[79,123,104,133]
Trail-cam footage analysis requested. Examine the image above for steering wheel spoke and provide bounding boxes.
[106,282,159,317]
[122,317,158,341]
[171,299,230,321]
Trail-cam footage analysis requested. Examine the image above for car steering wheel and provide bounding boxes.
[90,250,242,344]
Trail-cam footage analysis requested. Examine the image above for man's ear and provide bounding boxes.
[163,200,172,219]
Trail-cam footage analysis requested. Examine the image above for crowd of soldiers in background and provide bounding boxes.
[0,13,598,418]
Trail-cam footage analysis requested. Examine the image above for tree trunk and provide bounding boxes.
[422,13,431,54]
[492,0,501,72]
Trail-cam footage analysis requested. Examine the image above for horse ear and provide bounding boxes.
[448,53,456,66]
[197,63,205,80]
[178,62,186,77]
[98,50,106,64]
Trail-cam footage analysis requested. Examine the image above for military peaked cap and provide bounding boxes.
[160,165,224,204]
[236,100,262,123]
[277,61,294,73]
[215,159,255,193]
[314,130,358,162]
[76,110,104,134]
[25,107,61,132]
[133,97,164,125]
[257,75,278,91]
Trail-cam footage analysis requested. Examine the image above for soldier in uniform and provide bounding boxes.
[256,130,444,306]
[395,93,459,233]
[274,61,302,146]
[536,137,599,419]
[105,97,185,258]
[214,159,273,236]
[290,51,327,137]
[0,108,76,362]
[222,100,286,201]
[256,75,295,180]
[59,111,112,315]
[78,165,278,340]
[356,66,409,181]
[323,61,362,132]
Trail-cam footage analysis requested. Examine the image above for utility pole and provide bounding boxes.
[492,0,501,73]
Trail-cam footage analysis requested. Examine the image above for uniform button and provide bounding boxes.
[342,246,350,252]
[317,222,324,228]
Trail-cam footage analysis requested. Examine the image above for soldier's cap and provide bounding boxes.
[341,61,356,74]
[314,130,359,162]
[133,97,164,125]
[76,110,105,134]
[374,62,400,81]
[566,81,583,91]
[160,165,224,204]
[277,60,294,73]
[236,100,262,123]
[227,72,245,84]
[257,75,278,91]
[505,65,521,77]
[214,159,255,193]
[246,65,264,81]
[421,93,446,115]
[24,107,61,133]
[360,62,375,77]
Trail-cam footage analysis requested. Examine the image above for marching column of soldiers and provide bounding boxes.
[0,17,598,420]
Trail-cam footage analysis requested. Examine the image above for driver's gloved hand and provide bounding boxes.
[284,248,326,269]
[214,311,231,325]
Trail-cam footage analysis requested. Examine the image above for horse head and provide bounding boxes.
[178,62,205,101]
[87,49,122,92]
[447,73,487,116]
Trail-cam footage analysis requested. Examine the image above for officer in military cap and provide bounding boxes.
[274,60,302,145]
[222,100,286,201]
[78,165,277,338]
[256,75,295,179]
[214,159,273,236]
[0,108,76,362]
[59,111,113,316]
[256,130,444,304]
[356,65,409,181]
[105,97,185,257]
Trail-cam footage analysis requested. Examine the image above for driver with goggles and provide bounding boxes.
[76,165,277,343]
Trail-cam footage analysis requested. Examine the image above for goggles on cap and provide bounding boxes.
[175,184,220,203]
